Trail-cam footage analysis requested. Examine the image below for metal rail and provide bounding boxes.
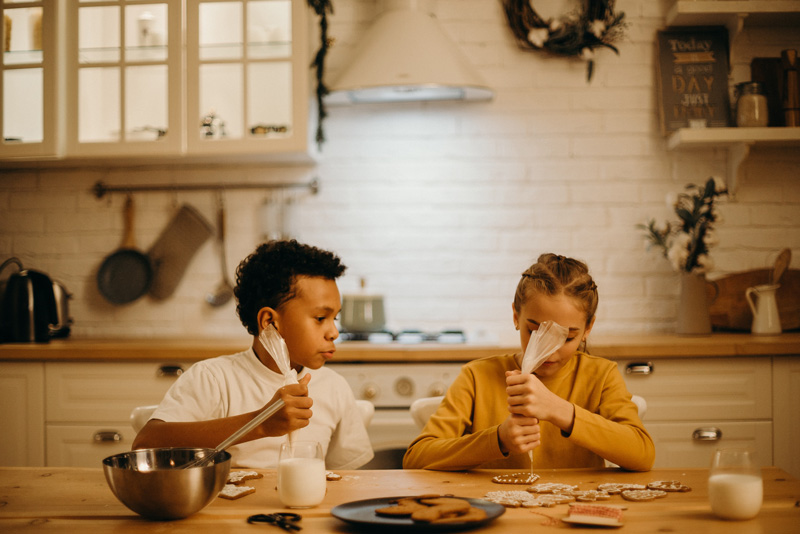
[91,177,319,199]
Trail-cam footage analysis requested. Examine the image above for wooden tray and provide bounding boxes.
[707,269,800,332]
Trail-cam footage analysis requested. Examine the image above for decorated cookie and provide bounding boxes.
[226,470,263,485]
[596,483,646,494]
[568,489,612,502]
[491,472,541,485]
[621,489,668,502]
[527,482,579,494]
[647,480,692,492]
[218,484,256,500]
[326,471,342,481]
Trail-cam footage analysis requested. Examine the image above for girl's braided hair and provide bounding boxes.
[513,253,598,326]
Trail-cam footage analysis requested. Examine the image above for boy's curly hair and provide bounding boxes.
[234,240,346,335]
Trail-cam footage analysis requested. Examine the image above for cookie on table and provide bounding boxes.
[647,480,692,492]
[621,489,668,502]
[596,483,646,494]
[491,472,541,485]
[567,489,612,502]
[527,482,579,494]
[226,470,263,485]
[326,471,342,481]
[218,484,256,500]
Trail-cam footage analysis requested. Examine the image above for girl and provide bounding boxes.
[402,253,654,471]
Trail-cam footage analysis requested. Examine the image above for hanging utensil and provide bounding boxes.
[97,195,154,305]
[206,193,234,307]
[772,248,791,285]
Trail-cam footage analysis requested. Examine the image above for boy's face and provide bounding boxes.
[512,292,593,379]
[274,275,341,371]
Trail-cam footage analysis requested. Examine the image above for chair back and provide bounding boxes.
[410,396,444,429]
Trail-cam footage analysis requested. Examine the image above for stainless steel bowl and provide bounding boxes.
[102,448,231,520]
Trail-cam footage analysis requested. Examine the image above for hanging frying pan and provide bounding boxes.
[97,195,154,304]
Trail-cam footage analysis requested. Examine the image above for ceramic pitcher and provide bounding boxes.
[745,284,781,335]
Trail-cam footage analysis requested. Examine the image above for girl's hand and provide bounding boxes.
[505,370,576,433]
[259,374,313,437]
[498,414,540,455]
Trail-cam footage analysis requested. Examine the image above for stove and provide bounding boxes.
[327,332,467,469]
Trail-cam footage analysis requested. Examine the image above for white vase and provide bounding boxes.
[676,272,712,336]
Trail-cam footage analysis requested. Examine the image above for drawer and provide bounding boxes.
[46,424,135,467]
[617,357,771,421]
[45,361,192,423]
[645,421,773,469]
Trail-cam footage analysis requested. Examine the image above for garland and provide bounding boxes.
[308,0,333,149]
[501,0,627,81]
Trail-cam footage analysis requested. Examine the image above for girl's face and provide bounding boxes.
[512,292,594,379]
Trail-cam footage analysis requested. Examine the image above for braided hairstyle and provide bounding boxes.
[235,240,346,336]
[513,253,598,327]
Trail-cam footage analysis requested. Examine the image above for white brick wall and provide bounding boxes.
[1,0,799,344]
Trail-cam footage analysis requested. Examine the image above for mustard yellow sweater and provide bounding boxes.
[402,352,655,472]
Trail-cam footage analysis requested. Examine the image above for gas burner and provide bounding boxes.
[337,329,466,344]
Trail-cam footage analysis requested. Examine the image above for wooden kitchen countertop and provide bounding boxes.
[0,332,798,363]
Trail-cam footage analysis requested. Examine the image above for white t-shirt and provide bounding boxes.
[151,349,374,469]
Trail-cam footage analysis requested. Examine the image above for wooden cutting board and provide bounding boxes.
[707,269,800,332]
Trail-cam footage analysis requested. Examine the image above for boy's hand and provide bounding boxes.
[260,374,313,437]
[498,413,540,455]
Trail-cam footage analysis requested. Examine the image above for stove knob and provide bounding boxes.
[361,383,379,400]
[428,383,446,397]
[394,377,414,397]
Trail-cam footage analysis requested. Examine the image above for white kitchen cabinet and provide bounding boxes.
[663,1,800,197]
[0,362,45,466]
[1,0,313,165]
[0,1,59,160]
[44,361,193,467]
[619,357,773,469]
[772,356,800,479]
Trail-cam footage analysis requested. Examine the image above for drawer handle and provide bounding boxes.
[93,431,123,443]
[626,362,653,375]
[157,365,185,377]
[692,427,722,441]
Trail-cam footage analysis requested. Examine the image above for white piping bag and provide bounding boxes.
[258,323,299,441]
[518,320,569,469]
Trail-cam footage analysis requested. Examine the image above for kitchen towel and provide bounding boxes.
[147,204,214,300]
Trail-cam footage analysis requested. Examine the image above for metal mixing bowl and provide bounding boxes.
[102,448,232,520]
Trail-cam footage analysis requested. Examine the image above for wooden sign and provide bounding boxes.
[657,27,731,133]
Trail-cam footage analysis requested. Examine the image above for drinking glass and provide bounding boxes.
[277,441,326,508]
[708,448,763,520]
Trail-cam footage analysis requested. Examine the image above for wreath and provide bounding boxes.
[502,0,627,81]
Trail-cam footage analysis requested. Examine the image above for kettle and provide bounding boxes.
[0,257,72,343]
[744,283,781,335]
[340,278,386,333]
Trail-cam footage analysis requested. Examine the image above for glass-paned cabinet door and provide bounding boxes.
[65,0,181,157]
[0,1,58,159]
[186,0,308,156]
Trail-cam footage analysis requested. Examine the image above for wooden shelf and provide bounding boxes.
[667,127,800,197]
[667,1,800,36]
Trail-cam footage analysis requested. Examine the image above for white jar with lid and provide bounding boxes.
[735,82,769,127]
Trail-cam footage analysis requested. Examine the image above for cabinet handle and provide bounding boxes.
[692,427,723,441]
[93,431,123,443]
[157,365,185,377]
[626,362,653,375]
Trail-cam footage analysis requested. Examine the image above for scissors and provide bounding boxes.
[247,513,302,531]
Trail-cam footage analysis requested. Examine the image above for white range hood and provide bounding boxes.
[325,0,493,105]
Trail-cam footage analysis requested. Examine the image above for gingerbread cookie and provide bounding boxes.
[621,489,668,502]
[647,480,692,492]
[483,491,573,508]
[326,471,342,481]
[596,483,646,494]
[218,484,256,500]
[568,489,612,502]
[527,482,579,494]
[226,470,263,485]
[412,497,471,522]
[376,498,429,517]
[376,495,485,524]
[491,472,541,485]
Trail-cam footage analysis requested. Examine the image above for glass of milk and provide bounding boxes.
[708,448,763,520]
[277,441,326,508]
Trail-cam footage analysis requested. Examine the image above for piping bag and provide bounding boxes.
[258,323,299,442]
[518,320,569,473]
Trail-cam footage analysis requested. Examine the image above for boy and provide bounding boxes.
[132,240,374,470]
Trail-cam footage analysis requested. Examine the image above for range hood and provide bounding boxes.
[325,1,493,105]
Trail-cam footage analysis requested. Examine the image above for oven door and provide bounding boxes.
[359,409,420,469]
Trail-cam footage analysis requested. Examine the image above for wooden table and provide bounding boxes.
[1,467,798,533]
